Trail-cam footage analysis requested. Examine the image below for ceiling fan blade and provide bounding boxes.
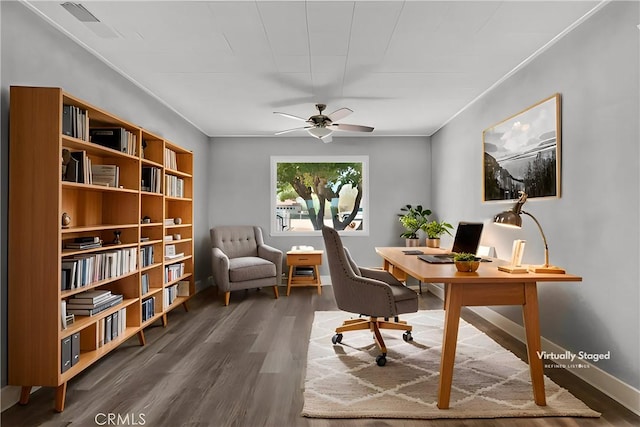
[331,123,374,133]
[275,126,310,135]
[321,134,333,143]
[273,112,309,122]
[327,108,353,122]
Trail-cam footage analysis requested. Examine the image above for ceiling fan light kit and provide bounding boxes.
[307,127,333,139]
[274,103,374,142]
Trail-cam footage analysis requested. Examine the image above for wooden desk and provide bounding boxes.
[375,246,582,409]
[286,250,323,296]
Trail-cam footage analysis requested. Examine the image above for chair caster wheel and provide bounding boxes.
[403,331,413,342]
[376,354,387,366]
[332,333,343,345]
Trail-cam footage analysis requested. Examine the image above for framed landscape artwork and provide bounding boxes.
[270,156,369,236]
[482,94,561,202]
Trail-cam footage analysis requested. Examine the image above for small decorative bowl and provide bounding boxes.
[455,260,480,272]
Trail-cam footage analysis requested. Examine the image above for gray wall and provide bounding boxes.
[208,136,431,273]
[430,1,639,388]
[0,2,210,386]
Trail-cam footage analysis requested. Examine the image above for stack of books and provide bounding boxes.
[64,236,102,251]
[66,290,123,316]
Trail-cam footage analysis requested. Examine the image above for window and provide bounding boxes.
[271,156,369,236]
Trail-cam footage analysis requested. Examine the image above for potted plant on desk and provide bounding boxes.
[422,220,453,248]
[453,252,480,272]
[399,205,431,247]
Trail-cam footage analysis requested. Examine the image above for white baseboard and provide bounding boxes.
[426,283,640,415]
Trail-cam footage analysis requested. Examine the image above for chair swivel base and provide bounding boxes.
[331,316,413,366]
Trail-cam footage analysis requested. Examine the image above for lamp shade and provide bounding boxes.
[307,127,333,139]
[494,210,522,227]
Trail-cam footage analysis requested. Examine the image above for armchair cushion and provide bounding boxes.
[229,257,277,282]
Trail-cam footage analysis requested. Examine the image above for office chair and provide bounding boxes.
[321,226,418,366]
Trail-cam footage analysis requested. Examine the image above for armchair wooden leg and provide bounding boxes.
[272,285,279,299]
[224,291,230,306]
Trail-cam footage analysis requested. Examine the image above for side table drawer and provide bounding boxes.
[287,253,322,266]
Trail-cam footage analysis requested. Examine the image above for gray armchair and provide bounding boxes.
[210,226,282,306]
[321,226,418,366]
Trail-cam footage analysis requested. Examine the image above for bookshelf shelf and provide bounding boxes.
[62,181,139,194]
[8,86,195,412]
[164,167,193,179]
[62,136,139,160]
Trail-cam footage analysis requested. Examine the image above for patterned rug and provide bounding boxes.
[302,310,600,419]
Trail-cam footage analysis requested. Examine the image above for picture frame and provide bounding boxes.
[270,156,369,236]
[482,94,561,202]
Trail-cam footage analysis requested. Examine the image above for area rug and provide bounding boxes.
[302,310,600,419]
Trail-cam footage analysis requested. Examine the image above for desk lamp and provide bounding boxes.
[493,191,565,274]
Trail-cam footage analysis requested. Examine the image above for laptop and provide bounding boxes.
[418,222,484,264]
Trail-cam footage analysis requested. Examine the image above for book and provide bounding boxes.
[61,300,67,329]
[62,105,73,136]
[177,280,190,297]
[141,273,150,295]
[164,252,184,260]
[111,311,119,339]
[104,315,112,343]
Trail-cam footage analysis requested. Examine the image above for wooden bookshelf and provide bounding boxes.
[8,86,195,412]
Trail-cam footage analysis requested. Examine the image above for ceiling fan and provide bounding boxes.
[274,104,374,143]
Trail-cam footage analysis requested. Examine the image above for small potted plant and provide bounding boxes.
[453,252,480,272]
[422,220,453,248]
[398,205,431,247]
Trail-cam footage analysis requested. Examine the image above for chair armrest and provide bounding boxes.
[211,247,230,291]
[359,267,405,287]
[258,244,283,279]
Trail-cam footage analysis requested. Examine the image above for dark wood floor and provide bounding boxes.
[2,285,638,427]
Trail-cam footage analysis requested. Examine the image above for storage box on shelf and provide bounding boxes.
[8,86,195,412]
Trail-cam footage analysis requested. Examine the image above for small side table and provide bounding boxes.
[286,250,323,296]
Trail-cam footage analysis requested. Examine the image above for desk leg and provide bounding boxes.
[523,282,546,406]
[438,283,462,409]
[314,265,322,295]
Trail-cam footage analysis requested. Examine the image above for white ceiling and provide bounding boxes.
[25,1,602,138]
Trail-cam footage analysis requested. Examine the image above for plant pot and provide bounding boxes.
[405,238,420,247]
[426,238,440,248]
[455,261,480,272]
